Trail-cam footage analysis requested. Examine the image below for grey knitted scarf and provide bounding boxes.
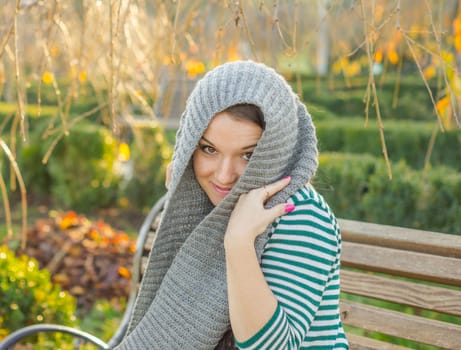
[115,60,318,349]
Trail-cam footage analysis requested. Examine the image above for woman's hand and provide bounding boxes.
[224,176,294,341]
[225,176,294,247]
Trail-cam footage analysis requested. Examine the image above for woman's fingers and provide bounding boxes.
[257,176,291,201]
[226,175,294,243]
[267,202,295,219]
[259,175,295,218]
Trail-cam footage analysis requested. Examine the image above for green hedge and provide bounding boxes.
[10,117,173,213]
[295,74,439,121]
[17,120,121,212]
[25,80,102,118]
[315,118,461,170]
[316,152,461,234]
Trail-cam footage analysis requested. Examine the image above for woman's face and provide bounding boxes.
[193,111,263,206]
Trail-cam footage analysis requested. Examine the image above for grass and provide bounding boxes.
[0,102,59,119]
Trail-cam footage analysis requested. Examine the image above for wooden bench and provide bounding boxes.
[338,218,461,350]
[1,196,460,349]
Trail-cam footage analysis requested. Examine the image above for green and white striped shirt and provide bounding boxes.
[235,185,349,349]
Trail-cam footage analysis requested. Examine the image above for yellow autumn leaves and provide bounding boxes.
[41,69,88,85]
[432,13,461,131]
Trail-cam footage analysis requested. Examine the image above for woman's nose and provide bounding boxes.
[215,157,238,185]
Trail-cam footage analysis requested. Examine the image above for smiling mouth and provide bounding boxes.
[213,184,232,195]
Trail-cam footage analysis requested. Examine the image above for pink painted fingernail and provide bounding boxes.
[284,176,291,180]
[284,204,295,213]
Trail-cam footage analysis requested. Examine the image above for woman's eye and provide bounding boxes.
[242,152,253,161]
[199,144,216,155]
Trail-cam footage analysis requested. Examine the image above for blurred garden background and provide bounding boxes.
[1,0,460,348]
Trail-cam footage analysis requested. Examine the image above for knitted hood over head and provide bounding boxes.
[116,60,318,349]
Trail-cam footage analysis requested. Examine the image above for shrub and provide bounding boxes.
[119,123,172,210]
[24,80,102,120]
[316,152,377,219]
[362,160,421,228]
[415,168,461,232]
[317,152,461,234]
[0,245,77,345]
[15,114,173,212]
[17,120,121,212]
[46,122,121,211]
[315,118,461,170]
[295,73,439,121]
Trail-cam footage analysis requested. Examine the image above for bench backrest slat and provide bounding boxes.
[345,333,411,350]
[341,270,461,317]
[341,300,461,349]
[338,219,461,349]
[342,241,461,286]
[339,219,461,258]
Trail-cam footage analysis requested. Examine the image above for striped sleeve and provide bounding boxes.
[235,186,342,349]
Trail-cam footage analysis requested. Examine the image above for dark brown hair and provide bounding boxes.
[222,103,265,129]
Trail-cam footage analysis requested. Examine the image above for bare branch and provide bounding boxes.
[360,0,393,179]
[0,139,27,249]
[13,0,26,142]
[402,31,445,131]
[0,170,13,240]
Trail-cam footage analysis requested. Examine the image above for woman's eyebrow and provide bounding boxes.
[242,143,258,150]
[200,136,215,145]
[200,136,258,150]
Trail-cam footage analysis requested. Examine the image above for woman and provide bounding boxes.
[116,61,349,349]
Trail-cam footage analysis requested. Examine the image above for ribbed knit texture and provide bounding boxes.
[115,60,318,349]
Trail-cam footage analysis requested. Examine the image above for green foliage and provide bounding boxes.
[0,103,59,131]
[119,124,172,210]
[296,74,438,121]
[79,298,125,343]
[314,153,376,220]
[361,161,421,228]
[17,120,121,212]
[24,81,102,120]
[318,153,461,234]
[315,118,461,170]
[47,122,121,211]
[0,245,77,345]
[415,169,461,233]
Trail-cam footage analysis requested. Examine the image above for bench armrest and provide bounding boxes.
[0,324,109,350]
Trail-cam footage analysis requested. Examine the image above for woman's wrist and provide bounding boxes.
[224,232,255,253]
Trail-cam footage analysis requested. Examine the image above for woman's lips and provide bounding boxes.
[213,183,232,195]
